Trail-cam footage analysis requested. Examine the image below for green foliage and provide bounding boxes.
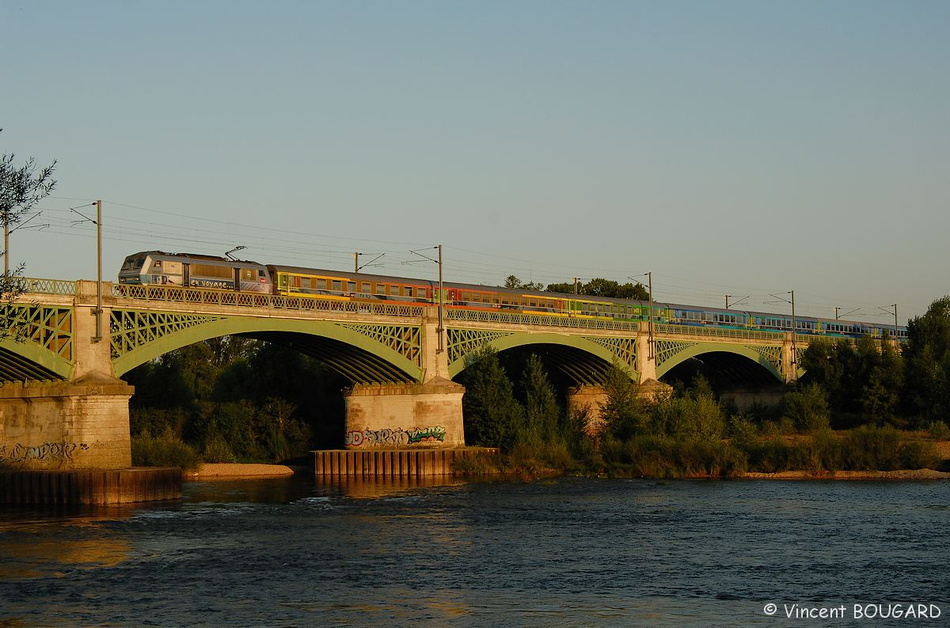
[782,383,830,432]
[128,338,338,462]
[545,277,649,300]
[504,275,545,291]
[927,421,950,441]
[600,362,648,440]
[903,296,950,422]
[1,130,57,339]
[648,377,725,441]
[857,335,903,424]
[600,435,746,478]
[838,425,901,471]
[131,435,201,470]
[727,414,760,447]
[800,335,904,426]
[201,433,237,463]
[461,345,524,450]
[519,354,564,446]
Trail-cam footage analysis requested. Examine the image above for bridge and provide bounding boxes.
[0,278,814,473]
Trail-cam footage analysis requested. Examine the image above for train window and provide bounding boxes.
[375,283,385,294]
[347,281,357,292]
[331,280,342,291]
[316,278,327,290]
[405,287,413,297]
[388,285,399,295]
[122,256,144,271]
[360,282,371,293]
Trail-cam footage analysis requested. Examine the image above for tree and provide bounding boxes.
[1,130,56,269]
[903,296,950,422]
[520,354,562,444]
[504,275,544,291]
[857,334,903,424]
[600,361,648,440]
[0,129,57,338]
[460,345,523,449]
[545,277,649,300]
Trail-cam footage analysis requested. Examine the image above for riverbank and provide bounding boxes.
[741,468,950,480]
[187,463,296,479]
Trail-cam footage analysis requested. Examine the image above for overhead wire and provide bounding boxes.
[29,198,907,320]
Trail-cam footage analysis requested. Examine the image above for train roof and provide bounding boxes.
[125,250,267,267]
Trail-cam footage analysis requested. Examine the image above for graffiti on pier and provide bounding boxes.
[0,442,90,467]
[345,426,447,448]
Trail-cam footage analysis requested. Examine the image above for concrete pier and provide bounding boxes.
[0,467,181,505]
[313,448,498,478]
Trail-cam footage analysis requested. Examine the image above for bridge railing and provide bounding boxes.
[111,284,427,318]
[21,278,78,295]
[653,323,785,342]
[446,308,642,331]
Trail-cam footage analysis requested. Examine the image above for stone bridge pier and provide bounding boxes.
[0,283,180,504]
[342,317,466,449]
[0,283,134,471]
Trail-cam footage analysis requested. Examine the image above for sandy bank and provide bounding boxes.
[741,469,950,480]
[188,463,296,479]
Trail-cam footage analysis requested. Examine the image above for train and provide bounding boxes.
[118,250,908,340]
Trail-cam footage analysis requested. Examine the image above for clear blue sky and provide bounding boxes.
[3,1,948,322]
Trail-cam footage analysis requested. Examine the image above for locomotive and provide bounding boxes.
[118,250,907,340]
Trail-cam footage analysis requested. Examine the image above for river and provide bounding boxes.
[0,475,947,626]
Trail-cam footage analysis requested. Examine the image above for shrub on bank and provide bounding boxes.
[601,435,746,478]
[131,435,201,470]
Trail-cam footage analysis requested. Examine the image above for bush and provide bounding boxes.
[727,414,760,447]
[839,425,902,470]
[132,435,201,470]
[202,433,237,463]
[782,383,830,432]
[602,435,745,478]
[927,421,950,441]
[650,393,725,440]
[898,441,942,470]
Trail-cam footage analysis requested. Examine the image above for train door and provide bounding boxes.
[182,263,190,287]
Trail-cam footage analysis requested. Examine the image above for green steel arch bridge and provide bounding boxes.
[1,278,812,471]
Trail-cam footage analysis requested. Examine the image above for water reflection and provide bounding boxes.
[314,475,467,499]
[181,472,470,503]
[0,506,135,579]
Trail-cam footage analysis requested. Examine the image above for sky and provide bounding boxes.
[2,1,948,323]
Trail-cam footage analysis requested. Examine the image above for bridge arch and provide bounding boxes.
[0,341,73,381]
[655,341,784,384]
[111,317,423,383]
[447,331,638,384]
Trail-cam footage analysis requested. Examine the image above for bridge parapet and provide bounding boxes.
[113,283,426,319]
[21,277,79,296]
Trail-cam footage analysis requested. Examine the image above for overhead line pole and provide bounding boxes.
[408,245,444,354]
[95,199,103,343]
[69,201,103,342]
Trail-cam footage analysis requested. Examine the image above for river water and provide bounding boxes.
[0,475,947,626]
